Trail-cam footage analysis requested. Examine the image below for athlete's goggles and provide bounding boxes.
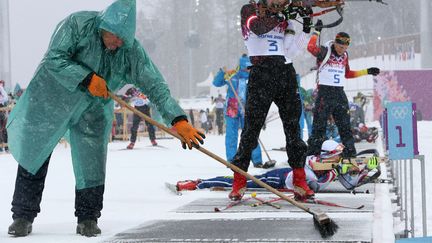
[335,35,351,46]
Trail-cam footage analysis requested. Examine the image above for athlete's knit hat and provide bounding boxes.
[335,32,351,46]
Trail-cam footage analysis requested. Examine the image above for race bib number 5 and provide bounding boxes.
[334,74,340,83]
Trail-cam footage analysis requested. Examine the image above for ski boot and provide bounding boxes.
[126,142,135,149]
[228,172,247,201]
[292,168,315,200]
[366,131,378,143]
[8,218,32,237]
[253,163,263,168]
[176,180,200,191]
[151,139,158,146]
[76,219,101,237]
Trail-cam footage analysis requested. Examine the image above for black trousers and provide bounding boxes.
[232,63,307,172]
[215,108,224,135]
[130,105,156,143]
[11,155,104,223]
[307,85,356,157]
[0,111,7,145]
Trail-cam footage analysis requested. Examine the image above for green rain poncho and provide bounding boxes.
[7,0,185,189]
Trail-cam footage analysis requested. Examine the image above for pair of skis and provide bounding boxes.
[165,182,365,211]
[214,197,252,212]
[302,198,364,210]
[214,195,282,212]
[214,195,364,212]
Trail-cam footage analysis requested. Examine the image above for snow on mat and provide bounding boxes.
[106,217,372,243]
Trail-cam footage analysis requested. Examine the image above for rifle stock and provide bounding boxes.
[311,157,388,171]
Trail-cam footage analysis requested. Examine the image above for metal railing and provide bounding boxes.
[388,155,428,239]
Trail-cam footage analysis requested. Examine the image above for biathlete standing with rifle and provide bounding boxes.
[306,19,380,158]
[229,0,314,201]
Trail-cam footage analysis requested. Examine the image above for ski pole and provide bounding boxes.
[225,78,276,165]
[264,115,281,125]
[251,192,282,209]
[109,91,338,238]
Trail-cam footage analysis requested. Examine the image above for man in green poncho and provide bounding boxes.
[7,0,205,237]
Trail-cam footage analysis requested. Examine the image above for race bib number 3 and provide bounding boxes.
[268,40,278,52]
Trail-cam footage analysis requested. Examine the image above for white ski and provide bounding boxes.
[165,182,182,196]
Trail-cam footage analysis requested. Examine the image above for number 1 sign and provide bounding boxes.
[386,102,414,160]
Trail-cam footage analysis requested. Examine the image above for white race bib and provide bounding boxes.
[318,50,348,87]
[244,23,286,57]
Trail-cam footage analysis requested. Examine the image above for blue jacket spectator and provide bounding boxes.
[213,55,263,167]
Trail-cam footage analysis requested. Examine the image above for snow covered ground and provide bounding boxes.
[0,119,430,242]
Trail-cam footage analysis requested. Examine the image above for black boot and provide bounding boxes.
[262,160,277,169]
[8,218,32,237]
[76,220,101,237]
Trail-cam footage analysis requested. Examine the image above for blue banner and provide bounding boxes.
[396,236,432,242]
[386,102,414,160]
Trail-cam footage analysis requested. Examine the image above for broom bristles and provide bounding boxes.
[313,212,339,238]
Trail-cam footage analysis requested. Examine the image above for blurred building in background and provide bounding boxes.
[3,0,429,98]
[135,0,425,98]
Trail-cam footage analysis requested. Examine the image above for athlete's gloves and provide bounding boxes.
[333,158,350,176]
[297,7,312,34]
[334,164,350,176]
[340,163,353,174]
[302,16,312,33]
[173,120,205,150]
[367,67,380,76]
[367,156,379,170]
[314,19,323,33]
[274,12,286,22]
[282,6,300,20]
[83,73,108,98]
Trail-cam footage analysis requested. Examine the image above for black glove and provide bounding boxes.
[302,16,312,33]
[367,67,380,76]
[314,19,323,33]
[298,7,312,33]
[282,7,296,20]
[274,12,286,22]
